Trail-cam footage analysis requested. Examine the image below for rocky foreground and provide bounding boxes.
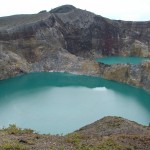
[0,116,150,150]
[0,5,150,91]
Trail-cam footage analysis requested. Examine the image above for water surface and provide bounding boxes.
[96,56,150,64]
[0,72,149,134]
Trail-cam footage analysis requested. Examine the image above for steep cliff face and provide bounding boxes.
[54,8,150,58]
[0,5,150,91]
[99,60,150,91]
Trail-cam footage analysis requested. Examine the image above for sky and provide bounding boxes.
[0,0,150,21]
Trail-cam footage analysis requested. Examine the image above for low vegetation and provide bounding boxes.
[0,117,149,150]
[1,124,34,135]
[0,141,28,150]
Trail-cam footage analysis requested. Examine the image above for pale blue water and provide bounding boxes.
[96,56,150,64]
[0,72,150,134]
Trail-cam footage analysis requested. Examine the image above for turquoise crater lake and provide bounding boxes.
[96,56,150,64]
[0,72,150,134]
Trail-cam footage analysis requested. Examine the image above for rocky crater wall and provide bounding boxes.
[0,5,150,91]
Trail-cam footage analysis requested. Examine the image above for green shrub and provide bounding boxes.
[2,124,34,135]
[0,142,28,150]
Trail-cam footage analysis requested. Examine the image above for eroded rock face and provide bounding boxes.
[0,50,30,79]
[0,5,150,91]
[98,59,150,92]
[140,60,150,90]
[55,10,150,58]
[98,60,150,91]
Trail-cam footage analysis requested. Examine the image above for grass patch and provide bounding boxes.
[0,141,28,150]
[98,138,133,150]
[65,133,81,144]
[1,124,34,135]
[65,133,98,150]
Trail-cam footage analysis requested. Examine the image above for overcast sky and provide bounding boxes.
[0,0,150,21]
